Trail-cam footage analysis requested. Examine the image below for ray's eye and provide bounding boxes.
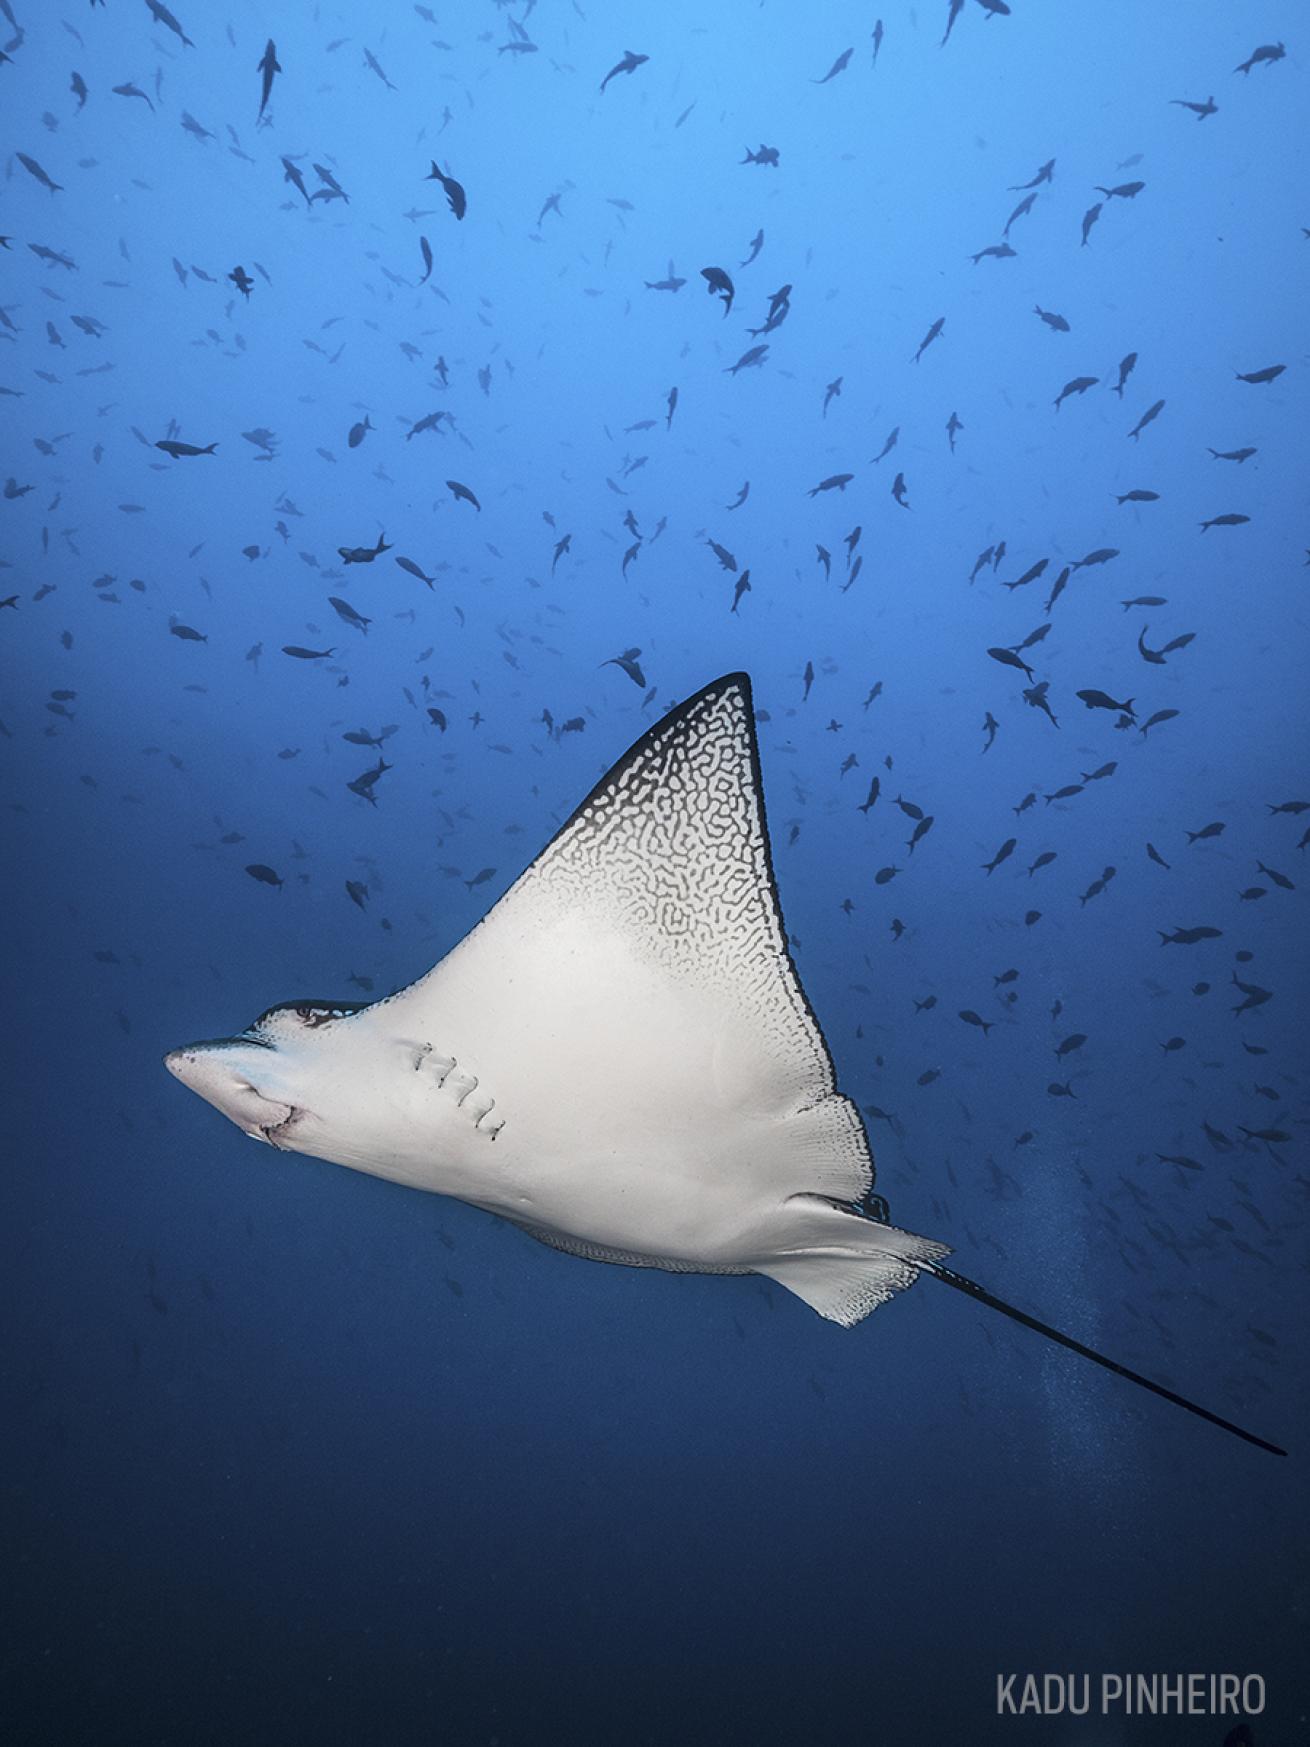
[293,1004,358,1029]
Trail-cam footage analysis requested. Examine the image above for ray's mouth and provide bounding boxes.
[258,1106,302,1149]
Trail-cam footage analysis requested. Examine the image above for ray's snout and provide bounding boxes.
[164,1042,293,1138]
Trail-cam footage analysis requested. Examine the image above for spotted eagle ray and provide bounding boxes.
[166,673,1284,1456]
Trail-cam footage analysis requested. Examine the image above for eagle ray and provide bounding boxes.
[166,673,1285,1457]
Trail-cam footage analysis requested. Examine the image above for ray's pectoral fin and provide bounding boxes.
[385,672,847,1133]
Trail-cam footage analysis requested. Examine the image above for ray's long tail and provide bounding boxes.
[919,1260,1287,1457]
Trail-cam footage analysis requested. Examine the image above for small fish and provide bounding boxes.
[725,345,769,375]
[1002,558,1048,592]
[1128,399,1165,440]
[1034,306,1070,332]
[1235,364,1285,386]
[281,645,335,660]
[700,266,734,316]
[1076,689,1134,716]
[347,416,373,449]
[145,0,194,49]
[1158,926,1222,947]
[913,317,944,363]
[169,623,207,642]
[1023,682,1059,729]
[114,81,156,111]
[1256,861,1294,891]
[1199,513,1250,533]
[338,532,391,564]
[17,152,63,194]
[813,46,853,83]
[347,758,392,806]
[362,46,396,90]
[959,1010,992,1035]
[1054,375,1098,410]
[940,0,966,46]
[1139,709,1179,738]
[425,160,466,220]
[155,439,217,458]
[1231,975,1272,1015]
[1003,193,1036,237]
[1208,447,1256,463]
[987,647,1034,681]
[257,39,281,119]
[1234,42,1285,75]
[808,474,853,497]
[602,647,646,688]
[446,479,481,511]
[245,863,283,889]
[328,596,371,634]
[906,817,934,854]
[599,49,649,93]
[1110,353,1138,399]
[982,838,1016,876]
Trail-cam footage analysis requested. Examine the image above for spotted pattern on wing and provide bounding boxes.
[515,674,835,1109]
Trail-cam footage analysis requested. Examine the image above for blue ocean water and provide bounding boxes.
[2,2,1306,1743]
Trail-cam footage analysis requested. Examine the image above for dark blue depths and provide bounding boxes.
[1,2,1306,1743]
